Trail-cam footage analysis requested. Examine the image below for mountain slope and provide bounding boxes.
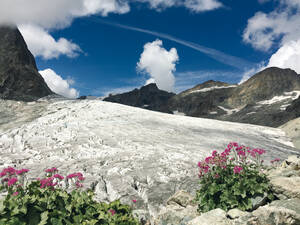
[169,67,300,127]
[0,99,297,218]
[103,83,175,113]
[0,25,53,101]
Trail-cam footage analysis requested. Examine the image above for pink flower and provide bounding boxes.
[45,167,58,173]
[108,209,116,216]
[271,158,281,164]
[7,177,18,186]
[237,150,245,157]
[16,169,29,175]
[1,167,16,176]
[12,192,19,196]
[132,199,137,203]
[0,172,6,177]
[66,172,84,179]
[233,166,243,174]
[215,174,220,178]
[205,156,213,164]
[212,150,218,156]
[75,181,83,188]
[53,174,64,180]
[39,177,56,189]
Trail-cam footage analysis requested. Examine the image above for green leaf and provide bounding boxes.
[38,211,48,225]
[0,200,5,213]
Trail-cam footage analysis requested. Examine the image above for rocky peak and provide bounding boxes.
[0,25,53,101]
[140,83,159,92]
[228,67,300,107]
[103,83,175,113]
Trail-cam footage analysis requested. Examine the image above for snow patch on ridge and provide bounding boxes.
[258,91,300,105]
[188,85,237,94]
[218,106,243,115]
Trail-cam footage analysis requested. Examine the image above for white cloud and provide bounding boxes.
[19,24,81,60]
[243,0,300,51]
[0,0,222,59]
[184,0,222,12]
[267,39,300,74]
[0,0,130,29]
[137,0,222,11]
[39,69,80,98]
[137,39,179,92]
[0,0,129,59]
[243,0,300,78]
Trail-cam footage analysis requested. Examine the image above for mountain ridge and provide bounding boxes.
[0,25,53,101]
[104,67,300,128]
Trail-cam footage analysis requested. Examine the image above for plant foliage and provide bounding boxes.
[196,142,274,212]
[0,167,140,225]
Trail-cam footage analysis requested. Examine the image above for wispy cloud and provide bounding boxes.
[91,18,254,70]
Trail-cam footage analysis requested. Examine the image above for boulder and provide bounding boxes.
[251,199,300,225]
[187,208,232,225]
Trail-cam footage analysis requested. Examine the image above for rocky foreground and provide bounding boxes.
[0,99,299,223]
[155,155,300,225]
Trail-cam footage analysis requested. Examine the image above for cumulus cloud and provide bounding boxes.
[243,0,300,76]
[0,0,222,59]
[19,24,81,60]
[39,69,79,98]
[137,39,179,92]
[0,0,130,29]
[243,0,300,51]
[267,39,300,74]
[0,0,129,59]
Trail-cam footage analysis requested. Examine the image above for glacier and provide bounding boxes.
[0,99,298,218]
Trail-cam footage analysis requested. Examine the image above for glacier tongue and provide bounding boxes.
[0,99,298,218]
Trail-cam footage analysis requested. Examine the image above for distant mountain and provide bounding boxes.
[170,67,300,127]
[168,80,237,117]
[104,67,300,127]
[0,25,53,101]
[103,83,175,113]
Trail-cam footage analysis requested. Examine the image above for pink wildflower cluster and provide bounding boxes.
[39,177,58,189]
[270,158,280,164]
[0,167,29,191]
[108,209,116,216]
[16,169,29,175]
[198,142,267,178]
[233,166,243,174]
[66,172,85,188]
[198,148,228,177]
[45,167,58,174]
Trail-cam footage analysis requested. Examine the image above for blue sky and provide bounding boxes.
[1,0,300,98]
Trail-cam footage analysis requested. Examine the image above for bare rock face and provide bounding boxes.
[155,154,300,225]
[0,25,53,101]
[103,83,175,113]
[168,67,300,128]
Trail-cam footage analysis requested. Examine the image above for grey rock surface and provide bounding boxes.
[187,208,232,225]
[0,99,299,221]
[0,26,53,101]
[252,199,300,225]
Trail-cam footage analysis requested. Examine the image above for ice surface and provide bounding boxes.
[0,99,298,218]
